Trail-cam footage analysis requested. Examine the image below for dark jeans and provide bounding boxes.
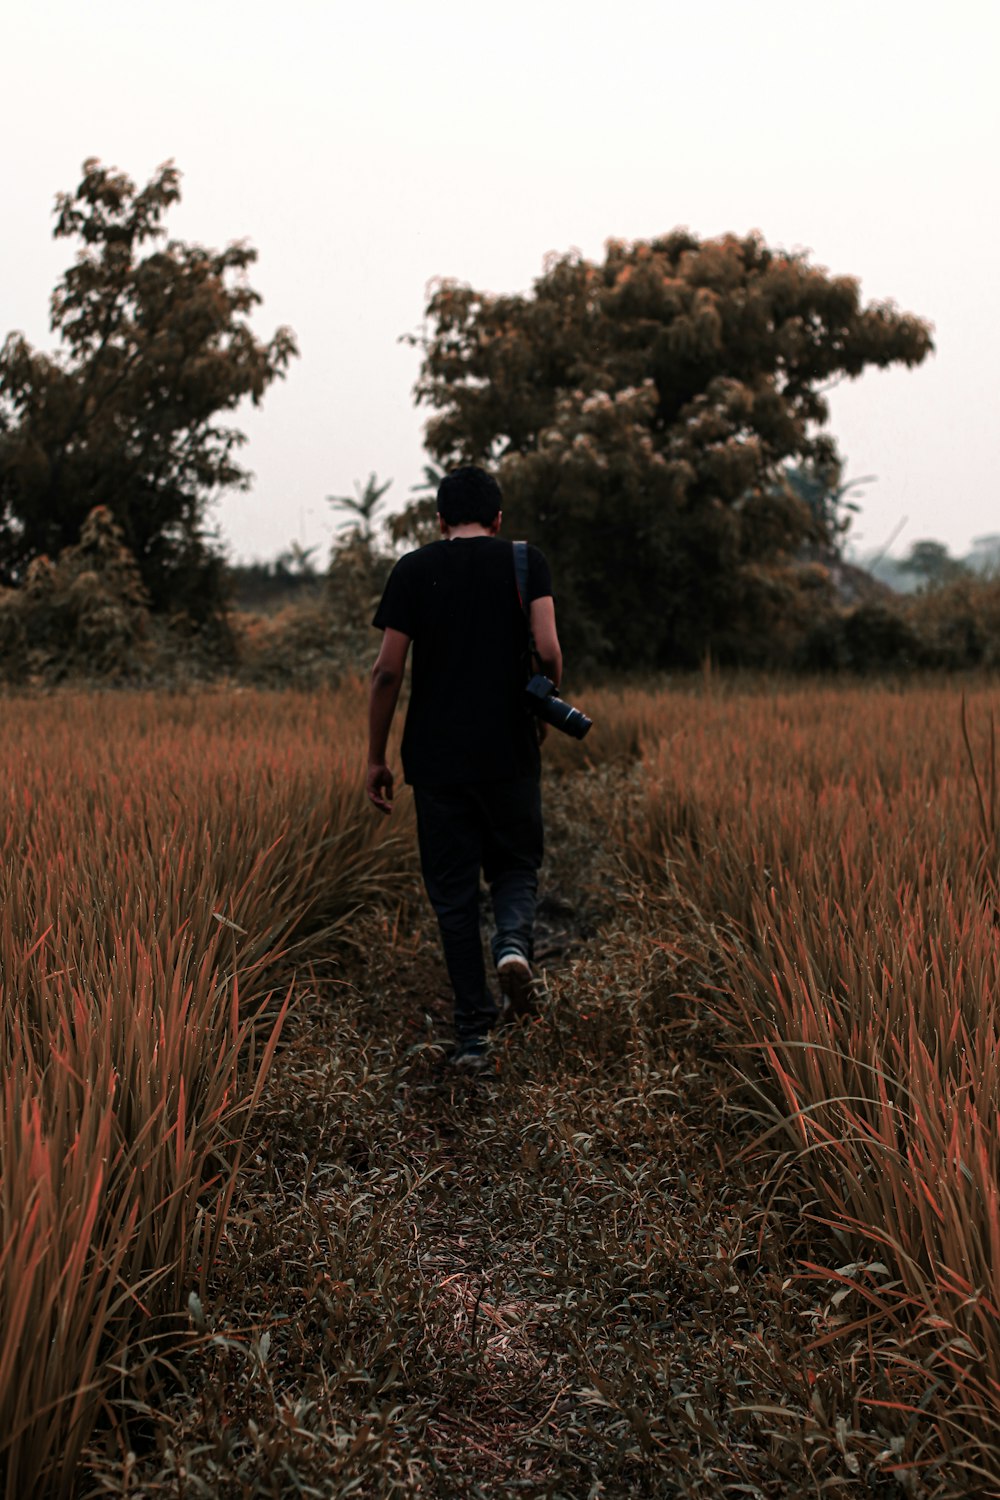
[412,777,543,1041]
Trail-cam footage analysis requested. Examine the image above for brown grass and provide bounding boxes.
[3,675,999,1496]
[632,677,1000,1487]
[0,682,406,1495]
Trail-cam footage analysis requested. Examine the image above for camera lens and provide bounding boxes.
[543,694,592,739]
[562,705,593,740]
[525,678,593,739]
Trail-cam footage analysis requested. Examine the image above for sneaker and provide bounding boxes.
[451,1036,493,1072]
[496,951,537,1022]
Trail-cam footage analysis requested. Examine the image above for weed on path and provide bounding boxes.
[83,774,917,1499]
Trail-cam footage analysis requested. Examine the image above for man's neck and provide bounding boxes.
[443,524,495,540]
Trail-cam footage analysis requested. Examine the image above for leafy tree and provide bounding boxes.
[387,461,444,550]
[274,541,321,579]
[967,534,1000,577]
[325,474,395,653]
[326,472,393,548]
[782,461,875,553]
[0,505,151,682]
[405,231,933,667]
[0,159,297,620]
[898,539,969,589]
[410,462,445,499]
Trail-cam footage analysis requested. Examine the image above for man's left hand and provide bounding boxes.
[366,761,395,815]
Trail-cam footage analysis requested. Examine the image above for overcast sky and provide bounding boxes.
[4,0,998,564]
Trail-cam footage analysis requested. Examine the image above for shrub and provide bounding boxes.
[232,600,372,687]
[0,506,151,683]
[907,574,1000,669]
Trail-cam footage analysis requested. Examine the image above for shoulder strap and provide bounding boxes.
[512,540,529,615]
[512,540,538,664]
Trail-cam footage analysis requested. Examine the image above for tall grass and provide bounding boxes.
[8,671,1000,1492]
[630,679,1000,1479]
[0,682,406,1496]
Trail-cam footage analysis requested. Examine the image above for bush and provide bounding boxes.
[8,513,1000,688]
[232,601,366,687]
[798,579,1000,676]
[0,506,152,683]
[841,599,923,671]
[907,575,1000,669]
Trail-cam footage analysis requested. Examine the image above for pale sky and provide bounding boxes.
[4,0,998,564]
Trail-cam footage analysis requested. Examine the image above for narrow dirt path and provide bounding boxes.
[83,772,914,1499]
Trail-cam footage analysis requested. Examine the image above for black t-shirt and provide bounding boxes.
[372,537,553,786]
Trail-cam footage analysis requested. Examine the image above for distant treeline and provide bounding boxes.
[4,500,1000,690]
[860,536,1000,594]
[226,559,324,614]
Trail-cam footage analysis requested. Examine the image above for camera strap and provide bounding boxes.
[512,540,539,670]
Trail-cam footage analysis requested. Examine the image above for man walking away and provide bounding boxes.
[366,465,562,1071]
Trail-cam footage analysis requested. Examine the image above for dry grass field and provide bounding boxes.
[1,677,999,1496]
[0,684,403,1495]
[630,680,1000,1490]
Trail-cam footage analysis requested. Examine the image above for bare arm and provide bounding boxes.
[367,627,410,814]
[529,595,563,687]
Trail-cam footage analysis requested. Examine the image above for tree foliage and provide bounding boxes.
[897,538,970,589]
[326,472,393,548]
[0,159,297,619]
[0,505,151,682]
[407,231,933,667]
[325,474,396,658]
[782,462,875,551]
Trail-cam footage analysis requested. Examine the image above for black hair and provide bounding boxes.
[436,465,502,528]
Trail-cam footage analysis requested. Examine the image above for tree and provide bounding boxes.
[386,461,444,551]
[273,541,321,579]
[325,474,395,653]
[0,159,297,620]
[0,505,151,682]
[782,461,875,553]
[326,472,393,548]
[898,539,969,589]
[967,535,1000,577]
[405,231,933,667]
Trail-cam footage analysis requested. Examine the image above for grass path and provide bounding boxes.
[82,773,914,1498]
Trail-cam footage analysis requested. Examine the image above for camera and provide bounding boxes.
[525,675,593,739]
